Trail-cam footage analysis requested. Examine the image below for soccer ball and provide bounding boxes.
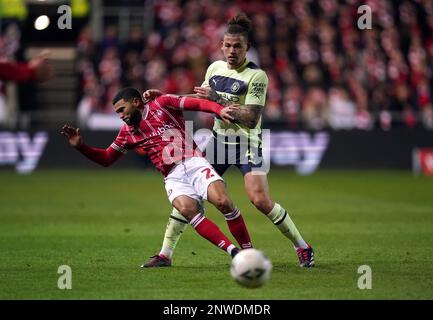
[230,248,272,288]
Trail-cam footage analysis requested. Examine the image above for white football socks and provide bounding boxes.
[267,203,308,249]
[159,208,188,259]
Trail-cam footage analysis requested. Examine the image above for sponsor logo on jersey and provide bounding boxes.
[218,93,240,103]
[149,123,177,138]
[251,82,266,99]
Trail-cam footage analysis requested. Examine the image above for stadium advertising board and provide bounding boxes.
[1,129,433,174]
[0,131,48,174]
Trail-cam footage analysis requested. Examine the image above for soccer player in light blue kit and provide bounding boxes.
[143,13,315,268]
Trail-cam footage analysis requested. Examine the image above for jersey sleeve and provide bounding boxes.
[110,125,131,154]
[75,128,126,167]
[76,144,123,167]
[245,70,268,107]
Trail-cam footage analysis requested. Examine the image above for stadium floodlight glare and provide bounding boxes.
[34,15,50,31]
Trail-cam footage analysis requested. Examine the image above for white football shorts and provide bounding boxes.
[164,157,223,203]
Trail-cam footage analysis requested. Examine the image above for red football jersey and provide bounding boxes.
[110,95,203,176]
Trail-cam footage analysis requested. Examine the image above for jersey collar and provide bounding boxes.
[234,59,250,73]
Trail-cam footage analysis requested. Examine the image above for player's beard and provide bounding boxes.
[129,109,142,126]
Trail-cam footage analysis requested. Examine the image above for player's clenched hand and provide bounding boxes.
[60,124,83,148]
[143,89,163,101]
[220,105,238,124]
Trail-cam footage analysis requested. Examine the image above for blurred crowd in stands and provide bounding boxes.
[0,23,21,125]
[76,0,433,130]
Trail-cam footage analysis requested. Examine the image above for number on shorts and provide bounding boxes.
[201,167,215,179]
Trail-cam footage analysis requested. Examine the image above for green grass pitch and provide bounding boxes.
[0,168,432,299]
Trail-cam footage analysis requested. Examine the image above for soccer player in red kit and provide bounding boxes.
[61,87,252,264]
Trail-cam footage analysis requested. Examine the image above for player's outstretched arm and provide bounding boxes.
[193,86,262,128]
[143,89,203,100]
[155,95,236,123]
[179,97,262,128]
[60,124,122,167]
[227,104,263,129]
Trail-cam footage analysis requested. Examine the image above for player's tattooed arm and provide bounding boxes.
[193,86,231,107]
[228,104,262,129]
[192,86,262,127]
